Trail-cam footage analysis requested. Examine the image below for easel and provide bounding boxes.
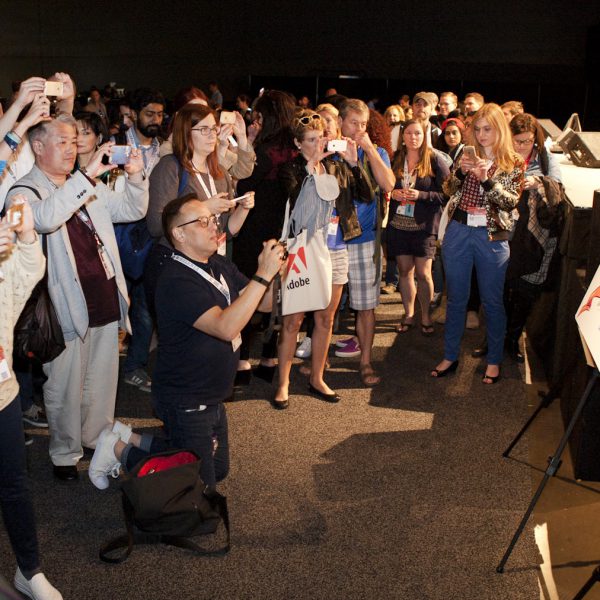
[496,368,599,574]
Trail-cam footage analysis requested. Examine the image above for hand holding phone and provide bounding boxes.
[460,145,477,174]
[327,139,348,153]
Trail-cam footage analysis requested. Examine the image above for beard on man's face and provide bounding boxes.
[138,123,161,138]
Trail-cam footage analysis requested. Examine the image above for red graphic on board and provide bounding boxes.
[578,286,600,316]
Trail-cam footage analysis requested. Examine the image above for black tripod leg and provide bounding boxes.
[496,370,599,573]
[572,565,600,600]
[502,386,559,458]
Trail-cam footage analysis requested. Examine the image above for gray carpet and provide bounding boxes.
[1,296,540,599]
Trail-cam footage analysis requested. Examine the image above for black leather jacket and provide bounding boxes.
[278,154,374,242]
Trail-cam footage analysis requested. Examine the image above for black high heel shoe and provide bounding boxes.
[234,369,252,386]
[254,364,276,383]
[430,360,459,378]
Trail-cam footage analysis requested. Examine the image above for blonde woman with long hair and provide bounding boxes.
[431,103,523,383]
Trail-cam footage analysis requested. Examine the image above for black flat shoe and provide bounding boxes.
[308,384,341,403]
[53,465,78,481]
[471,343,488,358]
[254,364,276,383]
[430,360,459,378]
[271,397,289,410]
[234,369,252,386]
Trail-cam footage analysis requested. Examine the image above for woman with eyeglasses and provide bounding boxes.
[145,104,254,315]
[273,110,373,408]
[232,90,298,384]
[387,119,450,336]
[503,113,562,360]
[432,103,523,384]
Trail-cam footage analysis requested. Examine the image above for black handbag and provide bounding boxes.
[8,185,65,364]
[99,449,230,564]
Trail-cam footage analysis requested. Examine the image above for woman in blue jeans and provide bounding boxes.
[431,103,523,383]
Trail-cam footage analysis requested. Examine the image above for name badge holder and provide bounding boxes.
[467,208,487,227]
[0,345,12,382]
[397,200,416,218]
[327,215,339,238]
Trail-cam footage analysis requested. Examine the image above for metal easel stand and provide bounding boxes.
[502,382,562,458]
[496,368,599,573]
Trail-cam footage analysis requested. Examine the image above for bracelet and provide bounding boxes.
[251,274,270,287]
[4,131,22,152]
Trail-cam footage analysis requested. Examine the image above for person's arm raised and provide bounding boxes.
[192,239,285,341]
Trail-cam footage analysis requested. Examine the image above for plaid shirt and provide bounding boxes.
[457,165,497,211]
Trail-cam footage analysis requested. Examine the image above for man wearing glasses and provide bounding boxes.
[89,193,284,490]
[5,114,148,482]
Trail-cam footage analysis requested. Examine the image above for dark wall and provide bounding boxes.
[1,1,599,124]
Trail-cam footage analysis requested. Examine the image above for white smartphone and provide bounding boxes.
[233,193,252,203]
[44,81,64,97]
[327,139,348,152]
[220,111,236,125]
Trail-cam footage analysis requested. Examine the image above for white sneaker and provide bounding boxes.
[466,310,480,329]
[89,428,121,490]
[14,568,63,600]
[112,420,132,444]
[295,336,312,359]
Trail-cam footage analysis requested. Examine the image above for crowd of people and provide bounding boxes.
[0,74,565,599]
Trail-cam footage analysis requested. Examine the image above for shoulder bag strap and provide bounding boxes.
[177,160,190,197]
[99,491,231,563]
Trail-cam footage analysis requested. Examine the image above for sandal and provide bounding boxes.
[430,360,459,378]
[359,364,381,387]
[482,368,501,384]
[421,323,435,337]
[396,318,415,333]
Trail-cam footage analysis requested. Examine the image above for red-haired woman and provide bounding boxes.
[432,104,523,383]
[145,105,254,313]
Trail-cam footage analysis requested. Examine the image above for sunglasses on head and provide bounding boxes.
[297,114,321,125]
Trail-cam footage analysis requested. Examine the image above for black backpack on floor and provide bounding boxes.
[99,449,230,563]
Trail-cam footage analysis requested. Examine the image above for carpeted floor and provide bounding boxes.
[1,295,540,599]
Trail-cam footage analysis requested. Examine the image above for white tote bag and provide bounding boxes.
[280,201,332,315]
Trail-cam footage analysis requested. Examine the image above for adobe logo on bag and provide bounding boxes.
[286,246,311,289]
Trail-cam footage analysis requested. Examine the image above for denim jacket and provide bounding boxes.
[278,154,374,242]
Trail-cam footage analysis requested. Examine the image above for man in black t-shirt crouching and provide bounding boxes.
[89,193,285,490]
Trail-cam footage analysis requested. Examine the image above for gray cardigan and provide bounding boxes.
[6,165,149,341]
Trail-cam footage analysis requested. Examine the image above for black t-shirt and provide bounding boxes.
[153,251,249,406]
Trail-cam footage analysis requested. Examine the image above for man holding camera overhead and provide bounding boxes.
[5,109,148,482]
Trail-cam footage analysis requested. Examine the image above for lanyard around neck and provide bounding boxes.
[195,171,217,199]
[171,253,231,305]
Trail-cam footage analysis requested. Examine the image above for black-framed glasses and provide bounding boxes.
[191,125,220,136]
[296,114,321,125]
[513,137,535,147]
[176,214,221,229]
